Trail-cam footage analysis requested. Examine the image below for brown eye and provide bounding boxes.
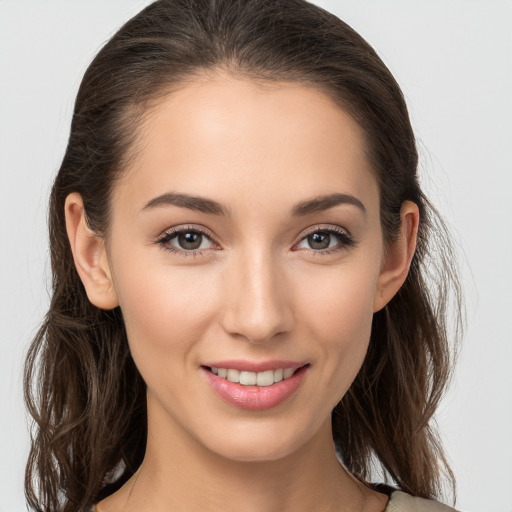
[177,231,203,250]
[295,227,355,254]
[157,227,215,255]
[307,232,331,250]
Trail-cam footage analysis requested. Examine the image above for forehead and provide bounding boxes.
[113,74,378,218]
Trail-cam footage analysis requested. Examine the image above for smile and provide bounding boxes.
[201,362,309,410]
[209,367,297,386]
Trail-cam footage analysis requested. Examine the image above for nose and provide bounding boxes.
[220,249,294,344]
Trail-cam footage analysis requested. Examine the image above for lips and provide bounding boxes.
[201,360,309,410]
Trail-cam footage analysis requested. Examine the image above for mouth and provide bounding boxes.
[206,366,303,387]
[201,362,310,410]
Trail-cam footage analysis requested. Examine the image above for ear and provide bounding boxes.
[64,192,119,310]
[373,200,420,312]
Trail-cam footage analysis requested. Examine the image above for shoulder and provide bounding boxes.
[386,491,460,512]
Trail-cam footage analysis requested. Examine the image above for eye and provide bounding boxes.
[295,227,355,254]
[156,226,217,255]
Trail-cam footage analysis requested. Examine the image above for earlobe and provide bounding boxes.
[64,192,119,310]
[373,201,419,313]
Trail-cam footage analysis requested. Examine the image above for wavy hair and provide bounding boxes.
[24,1,463,510]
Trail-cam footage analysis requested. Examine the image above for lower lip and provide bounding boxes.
[201,366,308,411]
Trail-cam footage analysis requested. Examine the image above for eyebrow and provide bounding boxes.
[292,193,366,216]
[142,193,230,216]
[141,192,365,216]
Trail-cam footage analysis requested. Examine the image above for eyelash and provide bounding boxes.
[155,225,355,258]
[296,226,356,256]
[156,225,216,258]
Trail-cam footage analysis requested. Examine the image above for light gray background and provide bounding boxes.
[1,1,511,511]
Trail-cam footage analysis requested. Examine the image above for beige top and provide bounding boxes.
[385,491,459,512]
[90,490,459,511]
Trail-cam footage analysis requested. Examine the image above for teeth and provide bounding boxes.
[211,367,298,386]
[283,368,295,379]
[239,371,257,385]
[226,369,240,383]
[256,370,274,386]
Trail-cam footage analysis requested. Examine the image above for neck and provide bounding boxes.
[98,406,387,512]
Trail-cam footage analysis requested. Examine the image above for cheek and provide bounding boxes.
[296,260,380,392]
[302,260,378,336]
[111,255,220,369]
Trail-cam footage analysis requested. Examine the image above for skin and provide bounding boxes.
[65,72,419,512]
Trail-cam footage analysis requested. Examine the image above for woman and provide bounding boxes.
[24,0,463,511]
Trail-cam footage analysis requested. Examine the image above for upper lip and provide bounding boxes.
[202,360,308,372]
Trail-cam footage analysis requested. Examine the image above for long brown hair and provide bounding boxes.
[24,1,463,510]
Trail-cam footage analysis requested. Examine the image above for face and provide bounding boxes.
[105,74,387,462]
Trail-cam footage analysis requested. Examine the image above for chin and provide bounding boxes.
[200,418,322,463]
[211,440,299,463]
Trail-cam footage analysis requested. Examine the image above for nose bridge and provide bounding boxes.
[221,244,293,343]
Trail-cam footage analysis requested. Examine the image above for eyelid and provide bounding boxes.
[292,224,355,254]
[155,224,219,256]
[155,223,215,240]
[155,223,355,258]
[299,224,352,239]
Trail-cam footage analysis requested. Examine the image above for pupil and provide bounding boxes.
[309,232,330,250]
[178,232,202,250]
